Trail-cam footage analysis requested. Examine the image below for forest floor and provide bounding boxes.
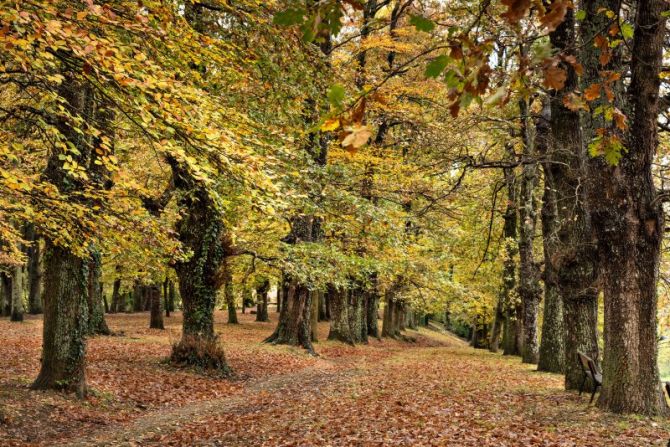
[1,312,669,446]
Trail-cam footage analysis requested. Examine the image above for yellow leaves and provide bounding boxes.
[562,93,589,111]
[321,118,340,131]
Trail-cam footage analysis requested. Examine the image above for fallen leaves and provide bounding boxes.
[0,316,668,446]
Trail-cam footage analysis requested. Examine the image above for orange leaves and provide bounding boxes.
[594,34,612,66]
[501,0,531,24]
[540,0,571,31]
[503,0,572,30]
[543,62,568,90]
[583,83,601,101]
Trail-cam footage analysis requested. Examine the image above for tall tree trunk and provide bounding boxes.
[110,278,121,314]
[10,263,24,322]
[255,278,270,323]
[587,0,668,415]
[168,280,175,312]
[366,285,381,339]
[517,98,542,364]
[149,285,164,330]
[163,276,170,317]
[276,277,282,313]
[265,277,314,353]
[170,182,227,370]
[328,285,354,343]
[32,74,101,396]
[310,290,319,342]
[549,8,600,390]
[499,145,520,356]
[32,242,88,397]
[86,248,110,335]
[0,273,11,317]
[537,103,565,373]
[223,258,238,324]
[24,224,43,314]
[132,281,143,312]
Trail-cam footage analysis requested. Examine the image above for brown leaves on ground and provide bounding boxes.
[1,314,669,446]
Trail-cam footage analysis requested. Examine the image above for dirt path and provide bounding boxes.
[58,359,359,447]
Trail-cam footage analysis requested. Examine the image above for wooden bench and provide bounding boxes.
[577,351,602,404]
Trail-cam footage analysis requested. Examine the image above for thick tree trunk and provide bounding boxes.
[549,9,600,390]
[310,290,319,342]
[276,279,282,313]
[382,289,402,339]
[163,276,170,317]
[537,103,565,373]
[366,288,380,339]
[223,259,238,324]
[132,281,143,312]
[110,278,121,314]
[10,264,24,322]
[168,280,175,312]
[0,273,11,317]
[588,0,667,415]
[491,147,517,353]
[32,242,88,397]
[171,188,227,369]
[328,285,354,343]
[255,279,270,323]
[149,285,164,330]
[517,98,542,364]
[318,287,328,321]
[86,248,110,335]
[24,224,43,315]
[265,277,314,353]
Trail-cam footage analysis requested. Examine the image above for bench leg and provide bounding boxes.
[579,376,586,396]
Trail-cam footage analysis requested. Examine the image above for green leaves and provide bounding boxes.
[575,9,586,20]
[410,15,435,33]
[621,22,634,39]
[328,84,346,108]
[425,55,450,78]
[273,8,306,26]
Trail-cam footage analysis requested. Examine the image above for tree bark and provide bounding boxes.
[163,276,170,317]
[149,284,164,330]
[0,273,11,317]
[255,278,270,322]
[549,8,600,390]
[537,103,565,373]
[32,241,88,397]
[265,277,314,354]
[86,248,110,335]
[328,285,354,343]
[517,98,542,364]
[588,0,668,415]
[24,224,43,314]
[168,280,175,312]
[110,278,121,314]
[223,258,238,324]
[10,263,24,322]
[132,281,143,312]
